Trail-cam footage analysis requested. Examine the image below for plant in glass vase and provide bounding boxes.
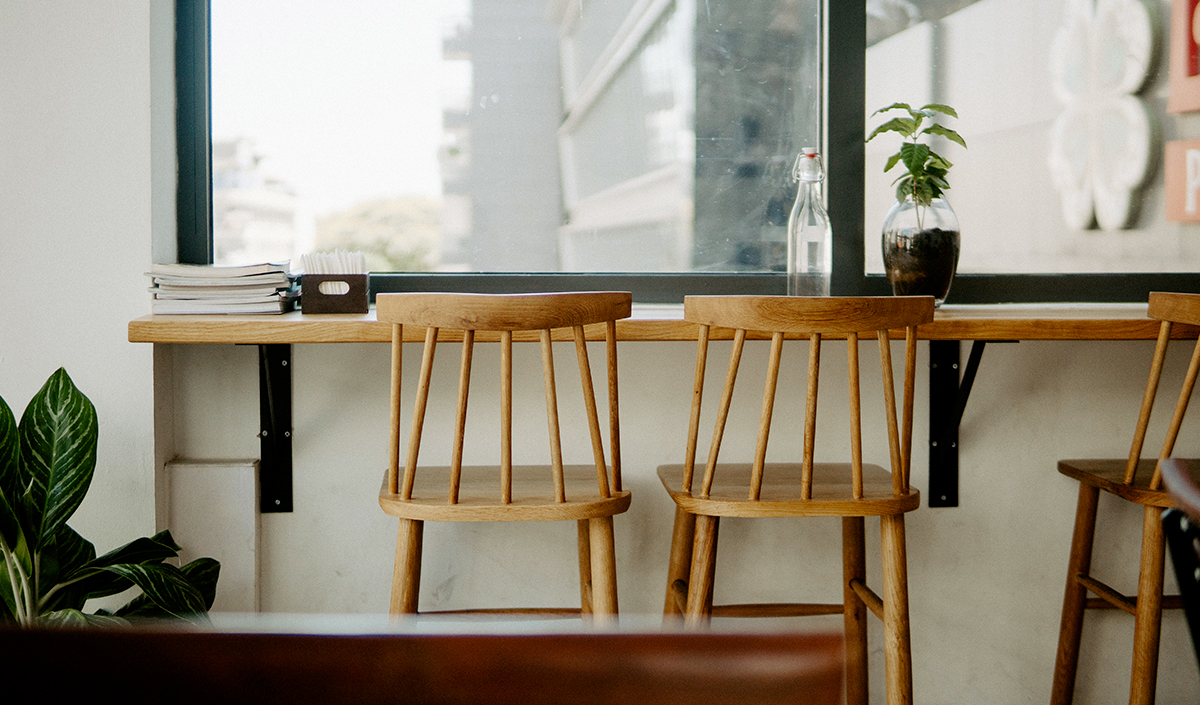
[866,102,966,306]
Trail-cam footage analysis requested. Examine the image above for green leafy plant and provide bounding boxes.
[866,102,967,208]
[0,368,219,627]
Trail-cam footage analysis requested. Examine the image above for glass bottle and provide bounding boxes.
[786,148,833,296]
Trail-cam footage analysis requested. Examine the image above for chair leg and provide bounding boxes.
[389,518,424,615]
[843,517,869,705]
[588,516,619,621]
[1130,504,1167,705]
[1051,484,1100,705]
[685,514,719,628]
[881,514,913,705]
[664,506,696,618]
[577,519,593,614]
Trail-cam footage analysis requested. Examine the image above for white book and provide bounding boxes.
[150,271,291,288]
[150,283,287,297]
[151,298,291,315]
[148,261,290,278]
[153,291,283,304]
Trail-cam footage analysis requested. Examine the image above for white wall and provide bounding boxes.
[0,1,161,552]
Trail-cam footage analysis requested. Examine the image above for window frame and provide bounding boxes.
[175,0,1200,304]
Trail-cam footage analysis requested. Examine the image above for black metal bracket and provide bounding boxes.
[258,344,293,513]
[928,340,987,507]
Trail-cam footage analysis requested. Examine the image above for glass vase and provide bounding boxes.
[881,197,960,307]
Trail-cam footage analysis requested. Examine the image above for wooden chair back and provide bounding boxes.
[375,292,632,505]
[679,296,935,501]
[1124,292,1200,490]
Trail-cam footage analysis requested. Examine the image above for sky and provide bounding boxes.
[211,0,469,215]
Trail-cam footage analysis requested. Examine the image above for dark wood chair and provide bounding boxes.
[0,626,845,705]
[376,292,632,619]
[658,295,934,705]
[1053,292,1200,705]
[1159,457,1200,676]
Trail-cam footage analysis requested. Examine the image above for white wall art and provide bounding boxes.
[1047,0,1155,230]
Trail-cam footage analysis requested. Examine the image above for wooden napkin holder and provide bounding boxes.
[301,274,369,314]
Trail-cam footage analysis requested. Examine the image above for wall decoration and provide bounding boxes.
[1164,139,1200,221]
[1168,0,1200,113]
[1047,0,1155,230]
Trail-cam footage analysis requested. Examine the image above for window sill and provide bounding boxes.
[128,302,1188,344]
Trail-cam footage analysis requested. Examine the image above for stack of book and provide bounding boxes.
[148,262,297,314]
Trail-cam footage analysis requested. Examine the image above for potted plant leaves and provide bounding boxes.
[866,102,966,306]
[0,368,219,627]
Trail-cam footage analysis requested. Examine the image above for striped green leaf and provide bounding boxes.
[55,530,182,604]
[107,563,208,621]
[89,530,180,569]
[0,557,17,618]
[37,525,96,608]
[0,395,20,547]
[39,608,127,628]
[18,369,98,548]
[181,557,221,610]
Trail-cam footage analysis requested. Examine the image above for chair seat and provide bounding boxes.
[1057,458,1194,508]
[380,465,632,522]
[657,463,920,518]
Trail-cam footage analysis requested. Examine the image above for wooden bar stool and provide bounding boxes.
[376,292,632,619]
[1052,292,1200,705]
[658,295,934,705]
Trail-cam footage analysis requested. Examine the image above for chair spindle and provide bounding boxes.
[540,329,566,503]
[574,324,610,499]
[1151,336,1200,489]
[448,329,474,504]
[848,332,863,500]
[682,324,711,492]
[501,330,513,504]
[403,326,439,500]
[878,330,904,496]
[607,320,622,492]
[1126,321,1172,484]
[388,323,403,495]
[802,333,820,500]
[901,328,917,492]
[701,327,746,498]
[750,331,785,500]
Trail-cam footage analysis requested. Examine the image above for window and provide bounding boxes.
[178,0,1200,303]
[181,0,833,302]
[855,0,1200,302]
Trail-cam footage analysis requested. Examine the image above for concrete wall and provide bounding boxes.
[1,2,1196,704]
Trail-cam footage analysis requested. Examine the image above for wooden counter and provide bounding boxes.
[129,303,1195,344]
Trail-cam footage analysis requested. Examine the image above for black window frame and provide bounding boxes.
[175,0,1200,304]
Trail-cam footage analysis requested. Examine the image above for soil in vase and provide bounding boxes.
[882,227,960,300]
